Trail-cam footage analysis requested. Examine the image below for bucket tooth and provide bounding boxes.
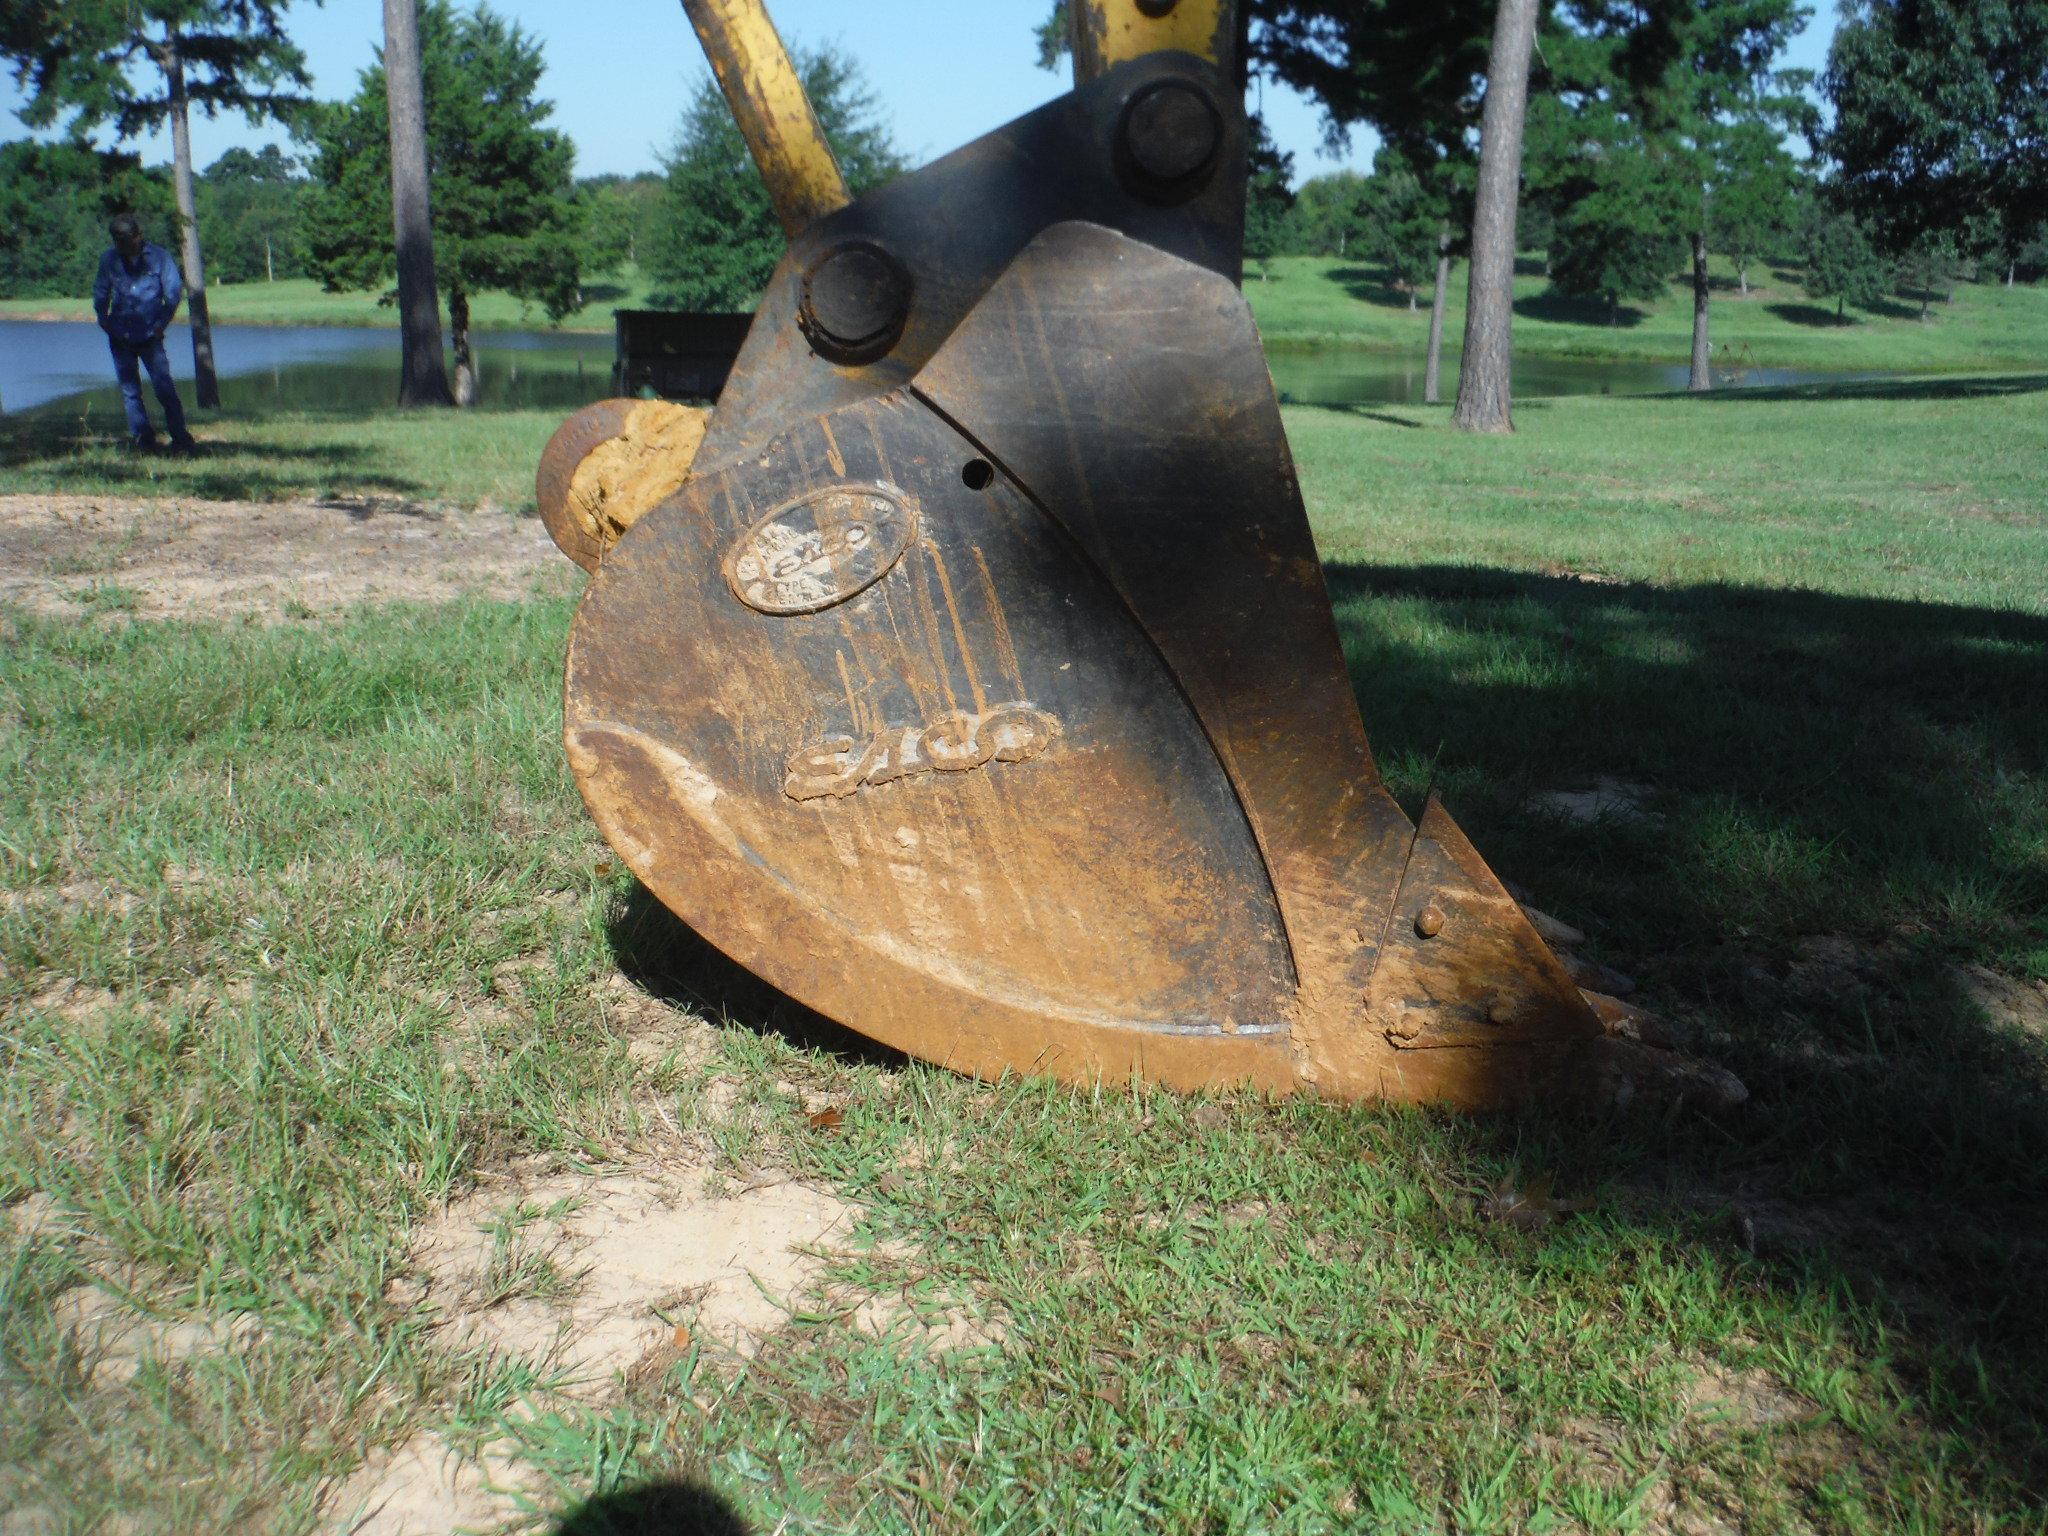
[1330,794,1602,1109]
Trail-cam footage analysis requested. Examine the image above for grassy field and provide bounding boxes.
[1251,255,2048,373]
[4,379,2048,1532]
[8,254,2045,375]
[0,269,661,336]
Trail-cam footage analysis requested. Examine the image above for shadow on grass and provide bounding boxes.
[1515,291,1650,328]
[1764,301,1856,328]
[0,412,429,500]
[600,555,2048,1497]
[1326,263,1422,311]
[1681,372,2048,405]
[551,1480,750,1535]
[1323,561,2048,1495]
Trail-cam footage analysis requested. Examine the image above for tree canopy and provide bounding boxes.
[643,45,904,312]
[1824,0,2048,269]
[302,1,583,326]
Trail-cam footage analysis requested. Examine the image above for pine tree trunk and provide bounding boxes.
[450,287,477,406]
[1452,0,1538,435]
[163,43,220,409]
[1424,232,1451,405]
[383,0,454,407]
[1688,230,1712,392]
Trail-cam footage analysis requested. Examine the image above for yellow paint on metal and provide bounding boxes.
[1069,0,1233,81]
[679,0,850,235]
[566,401,708,554]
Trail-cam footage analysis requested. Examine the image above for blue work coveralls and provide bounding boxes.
[92,242,192,445]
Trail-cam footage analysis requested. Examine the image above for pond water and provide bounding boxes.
[3,318,1887,419]
[0,320,612,416]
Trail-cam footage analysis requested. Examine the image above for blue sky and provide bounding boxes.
[1,0,1840,187]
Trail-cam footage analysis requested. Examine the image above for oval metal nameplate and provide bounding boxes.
[726,484,916,615]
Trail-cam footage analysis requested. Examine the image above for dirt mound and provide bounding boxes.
[0,494,575,622]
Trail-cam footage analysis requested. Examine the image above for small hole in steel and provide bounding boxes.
[961,458,994,491]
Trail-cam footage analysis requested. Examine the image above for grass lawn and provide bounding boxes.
[3,379,2048,1532]
[1252,255,2048,373]
[0,267,661,336]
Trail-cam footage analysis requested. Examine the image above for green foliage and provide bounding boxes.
[575,175,662,279]
[0,141,172,299]
[1242,117,1295,278]
[196,145,306,285]
[1545,114,1692,318]
[643,46,904,312]
[1535,0,1812,268]
[1,0,312,144]
[301,1,583,324]
[1802,205,1887,319]
[1824,0,2048,267]
[1707,119,1805,288]
[1287,172,1372,258]
[1361,147,1448,302]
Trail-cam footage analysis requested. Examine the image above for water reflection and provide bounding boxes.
[1,320,613,416]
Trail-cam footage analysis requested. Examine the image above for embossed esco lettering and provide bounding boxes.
[726,483,916,615]
[785,703,1062,801]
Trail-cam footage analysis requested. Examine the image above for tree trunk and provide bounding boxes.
[1688,229,1711,392]
[1424,231,1451,405]
[265,236,274,283]
[163,43,220,409]
[1452,0,1539,435]
[1737,260,1748,296]
[450,287,477,406]
[2007,262,2015,288]
[383,0,454,407]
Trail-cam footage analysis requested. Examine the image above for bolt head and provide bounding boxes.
[799,241,912,364]
[1487,998,1516,1027]
[1415,904,1446,939]
[1117,80,1223,201]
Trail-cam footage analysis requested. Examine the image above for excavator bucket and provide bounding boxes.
[541,0,1613,1109]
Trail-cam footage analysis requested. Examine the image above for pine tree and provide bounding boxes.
[303,2,584,406]
[644,46,903,312]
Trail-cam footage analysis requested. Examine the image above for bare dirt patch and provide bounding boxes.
[400,1162,869,1393]
[0,494,576,622]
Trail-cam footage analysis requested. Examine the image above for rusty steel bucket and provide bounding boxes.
[536,0,1651,1110]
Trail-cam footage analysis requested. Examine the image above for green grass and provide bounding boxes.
[0,266,660,335]
[4,380,2048,1531]
[0,395,569,510]
[1251,254,2048,373]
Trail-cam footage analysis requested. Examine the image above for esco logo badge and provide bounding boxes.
[725,483,916,615]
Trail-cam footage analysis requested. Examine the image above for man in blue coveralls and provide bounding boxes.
[92,213,196,452]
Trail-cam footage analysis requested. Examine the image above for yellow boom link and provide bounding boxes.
[678,0,851,237]
[1067,0,1237,83]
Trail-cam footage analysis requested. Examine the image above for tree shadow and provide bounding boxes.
[1764,301,1855,328]
[578,283,630,307]
[586,555,2048,1500]
[1321,560,2048,1495]
[1514,255,1546,277]
[0,415,429,500]
[551,1480,750,1535]
[1326,263,1420,311]
[1865,295,1925,321]
[1515,291,1649,328]
[1681,372,2048,404]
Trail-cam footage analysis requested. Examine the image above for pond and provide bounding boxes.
[0,320,613,417]
[3,318,1889,419]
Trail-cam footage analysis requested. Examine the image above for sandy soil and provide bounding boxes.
[0,494,578,622]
